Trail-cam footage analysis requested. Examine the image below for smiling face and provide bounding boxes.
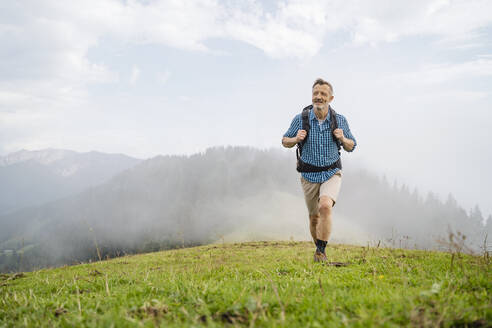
[312,83,334,111]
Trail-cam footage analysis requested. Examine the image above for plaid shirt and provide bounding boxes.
[283,108,357,183]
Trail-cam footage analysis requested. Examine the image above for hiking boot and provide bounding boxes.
[314,250,327,263]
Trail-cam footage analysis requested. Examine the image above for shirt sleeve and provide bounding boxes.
[283,114,301,138]
[339,115,357,152]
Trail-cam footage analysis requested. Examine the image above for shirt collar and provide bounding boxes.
[310,105,331,123]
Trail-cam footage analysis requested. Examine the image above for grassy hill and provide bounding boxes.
[1,241,490,327]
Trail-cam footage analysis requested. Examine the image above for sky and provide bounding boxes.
[1,0,491,218]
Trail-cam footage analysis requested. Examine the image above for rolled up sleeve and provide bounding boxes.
[283,114,301,138]
[340,115,357,152]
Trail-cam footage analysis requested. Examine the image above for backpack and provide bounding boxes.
[296,105,342,172]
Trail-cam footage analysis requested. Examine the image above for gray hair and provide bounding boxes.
[312,78,333,95]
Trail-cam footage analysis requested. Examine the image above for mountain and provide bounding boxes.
[0,146,488,272]
[0,149,142,215]
[0,149,75,167]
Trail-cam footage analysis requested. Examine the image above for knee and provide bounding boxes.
[309,214,319,225]
[319,198,333,215]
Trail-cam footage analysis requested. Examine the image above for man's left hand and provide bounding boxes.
[333,128,345,143]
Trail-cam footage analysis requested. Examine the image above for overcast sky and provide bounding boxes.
[1,0,491,218]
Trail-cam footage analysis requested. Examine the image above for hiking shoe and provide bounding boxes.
[314,250,327,263]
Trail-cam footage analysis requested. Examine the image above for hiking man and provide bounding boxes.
[282,78,357,262]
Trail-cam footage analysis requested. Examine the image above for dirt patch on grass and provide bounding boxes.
[71,289,91,294]
[141,305,168,317]
[450,319,488,328]
[88,269,103,276]
[326,262,351,267]
[0,273,26,286]
[5,273,25,280]
[214,310,249,325]
[276,269,291,275]
[129,301,169,320]
[54,308,68,317]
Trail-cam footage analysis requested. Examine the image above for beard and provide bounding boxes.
[313,103,327,111]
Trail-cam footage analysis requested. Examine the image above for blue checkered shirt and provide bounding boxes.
[283,108,357,183]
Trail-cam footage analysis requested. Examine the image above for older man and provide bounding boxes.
[282,78,357,262]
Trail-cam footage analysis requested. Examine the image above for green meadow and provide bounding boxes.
[1,241,490,327]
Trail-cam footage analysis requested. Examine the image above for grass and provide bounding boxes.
[0,241,491,327]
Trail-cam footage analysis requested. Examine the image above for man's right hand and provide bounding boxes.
[281,130,307,148]
[296,130,307,142]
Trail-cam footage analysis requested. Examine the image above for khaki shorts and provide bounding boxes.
[300,170,342,216]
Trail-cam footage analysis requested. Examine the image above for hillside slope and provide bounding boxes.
[1,242,490,327]
[1,146,489,273]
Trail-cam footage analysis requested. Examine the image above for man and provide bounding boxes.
[282,78,357,262]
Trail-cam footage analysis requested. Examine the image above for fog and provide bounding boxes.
[0,147,488,272]
[1,0,491,221]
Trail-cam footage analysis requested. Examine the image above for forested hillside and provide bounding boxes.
[1,147,489,272]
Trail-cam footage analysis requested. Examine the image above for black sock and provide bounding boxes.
[316,239,327,254]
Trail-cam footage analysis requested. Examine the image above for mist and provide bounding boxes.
[0,147,489,272]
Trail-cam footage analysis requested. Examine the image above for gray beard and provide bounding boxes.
[313,104,327,112]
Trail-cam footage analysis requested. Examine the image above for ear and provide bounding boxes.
[328,95,334,103]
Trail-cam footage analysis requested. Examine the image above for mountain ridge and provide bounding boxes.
[0,148,142,215]
[0,146,489,273]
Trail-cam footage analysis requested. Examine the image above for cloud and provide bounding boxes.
[2,1,491,88]
[1,0,492,155]
[0,0,116,119]
[130,65,140,85]
[5,1,490,76]
[338,0,492,45]
[158,70,171,84]
[387,57,492,86]
[221,1,325,59]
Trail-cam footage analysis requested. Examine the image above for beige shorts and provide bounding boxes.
[300,170,342,216]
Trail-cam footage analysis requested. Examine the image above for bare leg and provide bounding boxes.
[318,196,333,241]
[309,214,319,244]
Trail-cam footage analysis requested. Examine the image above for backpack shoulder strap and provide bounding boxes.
[329,106,341,152]
[300,105,312,147]
[301,105,311,129]
[296,105,312,159]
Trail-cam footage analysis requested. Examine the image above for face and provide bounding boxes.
[312,84,333,111]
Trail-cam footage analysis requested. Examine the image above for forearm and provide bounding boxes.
[341,137,355,152]
[282,137,298,148]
